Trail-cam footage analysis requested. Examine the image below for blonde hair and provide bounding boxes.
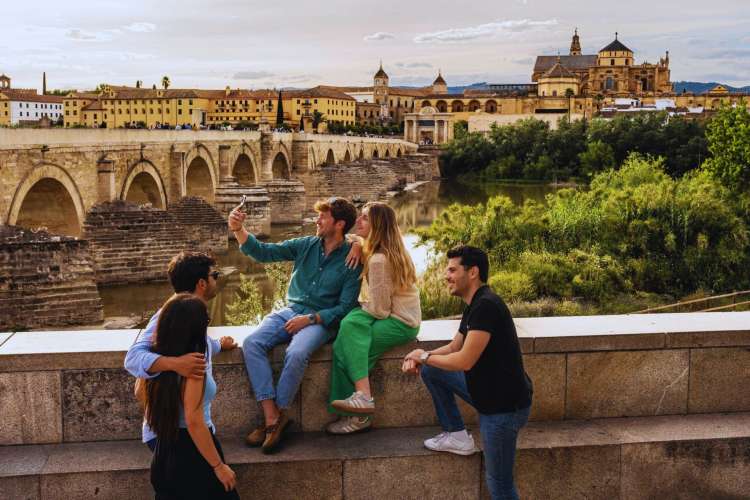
[361,202,417,291]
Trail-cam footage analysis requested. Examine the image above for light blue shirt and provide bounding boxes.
[124,310,220,443]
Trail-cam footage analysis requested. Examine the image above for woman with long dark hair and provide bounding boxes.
[326,202,421,434]
[145,293,240,499]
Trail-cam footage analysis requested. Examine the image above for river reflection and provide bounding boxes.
[98,180,557,326]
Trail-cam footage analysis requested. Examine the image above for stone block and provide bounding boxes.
[300,359,476,432]
[509,445,621,500]
[689,347,750,413]
[0,371,62,445]
[566,350,689,419]
[620,438,750,499]
[524,354,565,421]
[666,330,750,348]
[344,453,481,500]
[533,333,665,353]
[0,476,39,500]
[234,460,342,500]
[62,369,142,442]
[40,470,152,500]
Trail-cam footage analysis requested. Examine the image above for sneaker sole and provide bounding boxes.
[325,424,372,436]
[424,443,477,456]
[331,400,375,414]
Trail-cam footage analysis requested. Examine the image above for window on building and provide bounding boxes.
[611,59,615,65]
[189,100,193,105]
[178,109,182,115]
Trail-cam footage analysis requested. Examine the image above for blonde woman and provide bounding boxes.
[326,202,421,434]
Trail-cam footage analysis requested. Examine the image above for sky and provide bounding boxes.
[1,0,749,91]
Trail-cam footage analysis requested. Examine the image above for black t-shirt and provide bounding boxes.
[459,285,532,414]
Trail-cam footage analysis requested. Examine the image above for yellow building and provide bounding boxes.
[285,86,356,129]
[532,31,672,96]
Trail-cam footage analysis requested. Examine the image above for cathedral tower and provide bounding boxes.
[570,28,582,56]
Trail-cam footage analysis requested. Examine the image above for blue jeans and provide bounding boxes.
[421,365,530,500]
[242,307,332,409]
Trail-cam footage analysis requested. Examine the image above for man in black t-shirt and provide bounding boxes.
[403,245,532,500]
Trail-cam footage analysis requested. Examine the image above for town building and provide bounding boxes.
[0,74,63,126]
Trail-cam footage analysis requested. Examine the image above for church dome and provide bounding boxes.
[600,34,632,53]
[374,63,388,79]
[433,72,446,85]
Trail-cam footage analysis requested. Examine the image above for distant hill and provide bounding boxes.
[447,82,488,94]
[673,81,750,94]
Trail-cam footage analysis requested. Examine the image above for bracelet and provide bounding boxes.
[211,461,223,469]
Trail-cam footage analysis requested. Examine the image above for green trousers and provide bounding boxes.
[328,307,419,415]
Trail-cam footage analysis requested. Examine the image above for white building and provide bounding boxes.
[8,93,63,125]
[0,75,63,125]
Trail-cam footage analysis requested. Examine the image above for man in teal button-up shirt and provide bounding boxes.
[229,197,362,453]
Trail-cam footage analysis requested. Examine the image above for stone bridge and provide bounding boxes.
[0,129,418,237]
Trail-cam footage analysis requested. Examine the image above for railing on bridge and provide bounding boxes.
[634,290,750,314]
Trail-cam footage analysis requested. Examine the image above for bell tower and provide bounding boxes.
[570,28,582,56]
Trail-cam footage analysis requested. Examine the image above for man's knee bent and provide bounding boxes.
[242,331,269,355]
[420,363,443,383]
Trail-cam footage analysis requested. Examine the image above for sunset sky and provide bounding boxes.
[2,0,748,91]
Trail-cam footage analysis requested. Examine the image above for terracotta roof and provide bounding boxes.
[389,86,431,97]
[284,86,355,100]
[542,61,577,79]
[66,92,101,100]
[0,90,62,103]
[600,38,632,53]
[534,55,597,73]
[331,86,374,93]
[82,101,103,111]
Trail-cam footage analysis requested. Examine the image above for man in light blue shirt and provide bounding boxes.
[124,251,235,450]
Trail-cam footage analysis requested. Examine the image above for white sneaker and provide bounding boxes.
[424,430,477,456]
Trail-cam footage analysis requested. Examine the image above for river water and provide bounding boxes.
[99,181,558,326]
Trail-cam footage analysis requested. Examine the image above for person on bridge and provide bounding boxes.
[326,202,421,434]
[228,197,362,453]
[402,246,533,500]
[125,252,238,452]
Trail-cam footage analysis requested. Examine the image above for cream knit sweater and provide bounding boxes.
[359,252,421,328]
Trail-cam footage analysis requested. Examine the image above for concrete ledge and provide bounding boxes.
[2,413,748,500]
[1,312,749,444]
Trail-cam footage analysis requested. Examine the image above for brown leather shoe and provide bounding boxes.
[261,412,290,454]
[245,424,266,447]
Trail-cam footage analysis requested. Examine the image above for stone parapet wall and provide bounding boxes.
[1,312,748,445]
[298,154,440,212]
[82,200,227,285]
[168,196,227,251]
[263,179,306,224]
[0,225,103,331]
[213,184,271,237]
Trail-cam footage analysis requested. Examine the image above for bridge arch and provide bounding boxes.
[358,147,365,160]
[384,149,391,158]
[325,148,336,166]
[121,160,167,209]
[184,143,218,199]
[343,150,352,163]
[396,148,402,157]
[272,152,291,180]
[7,162,85,237]
[372,148,379,159]
[232,153,258,186]
[186,156,216,203]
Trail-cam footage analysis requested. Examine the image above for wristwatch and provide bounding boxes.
[419,351,431,364]
[307,313,317,325]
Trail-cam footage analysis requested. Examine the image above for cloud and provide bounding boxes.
[66,28,122,42]
[414,19,558,43]
[395,62,433,69]
[124,22,157,33]
[693,48,750,60]
[233,70,275,80]
[364,32,395,41]
[512,57,534,65]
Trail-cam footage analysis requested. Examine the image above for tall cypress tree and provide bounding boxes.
[275,91,284,127]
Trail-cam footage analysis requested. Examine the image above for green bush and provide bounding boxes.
[488,271,536,302]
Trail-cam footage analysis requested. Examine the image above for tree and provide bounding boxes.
[703,100,750,191]
[135,80,142,89]
[565,87,575,119]
[312,110,326,131]
[578,140,615,178]
[161,76,170,90]
[275,91,284,127]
